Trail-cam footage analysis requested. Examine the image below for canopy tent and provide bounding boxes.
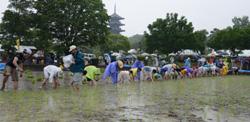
[216,50,231,57]
[179,49,199,56]
[238,50,250,57]
[141,53,149,56]
[168,53,176,56]
[15,45,37,53]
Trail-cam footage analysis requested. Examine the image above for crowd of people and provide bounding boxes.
[0,45,240,92]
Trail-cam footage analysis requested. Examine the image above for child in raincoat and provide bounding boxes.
[84,65,101,86]
[152,69,162,81]
[102,60,123,84]
[131,59,144,81]
[129,68,142,81]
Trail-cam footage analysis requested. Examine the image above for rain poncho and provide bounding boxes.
[102,61,119,84]
[0,63,5,71]
[132,60,144,69]
[161,64,173,74]
[182,66,193,76]
[183,66,193,73]
[84,65,101,81]
[184,58,191,68]
[130,68,138,77]
[153,73,162,80]
[131,60,144,80]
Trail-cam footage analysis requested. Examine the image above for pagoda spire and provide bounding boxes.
[114,3,116,14]
[109,3,125,34]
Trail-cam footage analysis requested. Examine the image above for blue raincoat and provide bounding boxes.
[184,58,191,68]
[102,61,119,84]
[131,60,144,80]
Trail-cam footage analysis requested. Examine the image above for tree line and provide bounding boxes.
[0,0,249,55]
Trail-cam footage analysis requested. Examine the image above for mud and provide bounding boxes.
[0,72,250,122]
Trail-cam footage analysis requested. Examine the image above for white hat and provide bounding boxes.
[69,45,77,52]
[23,48,32,55]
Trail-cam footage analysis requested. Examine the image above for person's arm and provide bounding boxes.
[13,57,23,72]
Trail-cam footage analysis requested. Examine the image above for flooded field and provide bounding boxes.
[0,73,250,122]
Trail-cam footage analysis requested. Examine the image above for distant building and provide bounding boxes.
[109,4,125,34]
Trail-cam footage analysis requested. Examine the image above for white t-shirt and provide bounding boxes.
[162,64,173,73]
[44,65,62,83]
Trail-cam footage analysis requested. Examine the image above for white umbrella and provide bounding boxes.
[128,49,137,54]
[207,52,219,57]
[141,53,149,56]
[168,53,176,56]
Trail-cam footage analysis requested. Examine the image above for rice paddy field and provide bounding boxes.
[0,72,250,122]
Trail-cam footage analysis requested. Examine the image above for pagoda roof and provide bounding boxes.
[110,13,124,20]
[109,21,125,26]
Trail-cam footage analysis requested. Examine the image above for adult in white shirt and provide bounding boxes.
[41,65,63,89]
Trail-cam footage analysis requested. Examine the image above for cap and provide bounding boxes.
[69,45,77,52]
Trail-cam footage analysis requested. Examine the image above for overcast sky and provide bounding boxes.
[1,0,250,36]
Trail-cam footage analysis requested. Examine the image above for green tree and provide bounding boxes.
[208,16,250,55]
[107,34,130,52]
[144,13,201,54]
[0,0,109,54]
[193,30,208,54]
[232,16,250,28]
[128,34,145,49]
[34,0,109,53]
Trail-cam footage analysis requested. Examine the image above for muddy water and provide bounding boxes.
[0,72,250,122]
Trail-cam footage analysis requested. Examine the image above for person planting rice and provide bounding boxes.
[131,56,144,81]
[129,68,142,81]
[152,69,162,81]
[184,57,191,68]
[102,60,123,84]
[68,45,85,92]
[1,48,32,91]
[142,66,154,82]
[118,70,132,83]
[41,65,63,89]
[180,66,193,78]
[84,65,101,86]
[162,63,178,80]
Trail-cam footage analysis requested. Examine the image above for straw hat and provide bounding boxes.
[117,60,123,69]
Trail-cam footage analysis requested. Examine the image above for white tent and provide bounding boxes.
[141,53,149,56]
[207,52,219,57]
[239,50,250,57]
[179,49,199,56]
[15,45,37,53]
